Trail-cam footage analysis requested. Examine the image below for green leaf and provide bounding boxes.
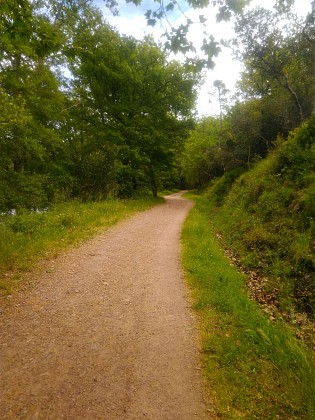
[145,9,152,19]
[166,3,175,12]
[147,18,157,27]
[201,35,221,60]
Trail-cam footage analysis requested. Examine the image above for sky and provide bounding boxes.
[94,0,312,117]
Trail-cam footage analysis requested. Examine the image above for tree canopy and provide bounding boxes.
[0,0,313,208]
[0,0,199,208]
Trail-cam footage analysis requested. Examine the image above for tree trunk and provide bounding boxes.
[149,169,158,198]
[283,75,304,122]
[13,159,24,173]
[151,180,158,198]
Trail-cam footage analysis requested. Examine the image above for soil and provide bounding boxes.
[0,192,215,419]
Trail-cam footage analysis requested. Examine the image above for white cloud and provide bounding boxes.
[110,14,154,38]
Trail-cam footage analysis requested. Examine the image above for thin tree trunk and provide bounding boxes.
[13,159,24,173]
[283,75,304,122]
[149,168,158,198]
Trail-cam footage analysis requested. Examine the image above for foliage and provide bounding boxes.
[182,3,314,191]
[182,194,315,418]
[182,2,315,191]
[181,116,238,188]
[205,167,246,205]
[104,0,250,65]
[66,10,197,198]
[234,6,314,123]
[205,115,315,316]
[0,0,198,209]
[1,0,313,207]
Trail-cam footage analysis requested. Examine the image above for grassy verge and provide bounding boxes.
[159,189,181,196]
[181,194,315,419]
[0,197,162,294]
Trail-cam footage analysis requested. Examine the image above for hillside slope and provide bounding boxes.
[207,115,315,319]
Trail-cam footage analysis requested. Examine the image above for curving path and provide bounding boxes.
[0,193,212,419]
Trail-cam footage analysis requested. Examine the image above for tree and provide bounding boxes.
[181,116,235,187]
[233,7,314,125]
[0,0,67,209]
[64,7,198,197]
[228,99,264,165]
[210,80,230,148]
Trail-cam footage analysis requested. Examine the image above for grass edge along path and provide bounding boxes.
[0,197,163,294]
[181,194,315,419]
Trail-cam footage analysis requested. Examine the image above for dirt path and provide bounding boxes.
[0,193,213,419]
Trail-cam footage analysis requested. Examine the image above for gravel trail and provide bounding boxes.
[0,192,212,419]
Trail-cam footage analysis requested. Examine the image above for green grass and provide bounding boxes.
[158,188,181,196]
[181,194,315,419]
[0,197,163,294]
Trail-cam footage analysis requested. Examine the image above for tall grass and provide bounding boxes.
[182,194,315,418]
[0,197,162,293]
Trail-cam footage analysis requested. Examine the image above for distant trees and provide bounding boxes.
[181,116,234,188]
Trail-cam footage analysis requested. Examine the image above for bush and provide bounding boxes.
[207,167,246,206]
[0,170,50,211]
